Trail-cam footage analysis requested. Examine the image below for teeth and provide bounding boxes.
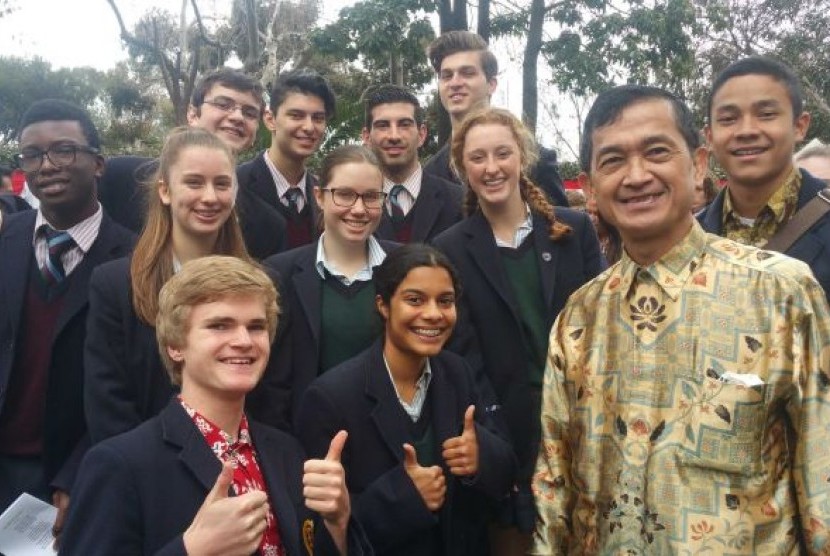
[622,193,661,204]
[224,358,253,364]
[734,148,764,155]
[414,328,441,337]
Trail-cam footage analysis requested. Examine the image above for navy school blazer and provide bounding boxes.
[61,399,372,555]
[0,210,135,490]
[432,208,604,477]
[296,340,517,556]
[373,173,463,243]
[262,238,400,431]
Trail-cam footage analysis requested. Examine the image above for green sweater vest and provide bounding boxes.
[499,237,548,388]
[319,277,381,373]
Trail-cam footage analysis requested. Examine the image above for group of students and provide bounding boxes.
[2,25,830,556]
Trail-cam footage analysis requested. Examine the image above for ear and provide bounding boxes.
[417,123,427,148]
[703,124,713,148]
[186,104,199,126]
[692,146,709,188]
[487,77,498,97]
[312,185,324,207]
[263,109,277,132]
[361,127,371,145]
[375,295,389,321]
[158,180,172,206]
[794,111,811,143]
[93,154,106,180]
[578,172,593,197]
[167,345,184,362]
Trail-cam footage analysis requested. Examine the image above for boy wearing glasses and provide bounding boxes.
[0,99,135,543]
[238,69,336,250]
[362,84,463,243]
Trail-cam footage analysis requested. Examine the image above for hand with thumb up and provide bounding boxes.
[403,443,446,511]
[441,405,479,477]
[303,430,351,530]
[183,461,270,556]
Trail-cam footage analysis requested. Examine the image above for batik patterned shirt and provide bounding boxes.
[722,168,801,247]
[531,221,830,555]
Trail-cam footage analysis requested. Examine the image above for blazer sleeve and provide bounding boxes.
[84,265,142,444]
[297,381,436,554]
[60,442,153,556]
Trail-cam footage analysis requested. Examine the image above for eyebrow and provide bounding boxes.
[594,133,678,158]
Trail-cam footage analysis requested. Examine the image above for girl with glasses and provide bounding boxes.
[432,108,604,554]
[84,127,276,443]
[264,145,399,431]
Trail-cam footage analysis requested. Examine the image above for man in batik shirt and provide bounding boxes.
[532,85,830,555]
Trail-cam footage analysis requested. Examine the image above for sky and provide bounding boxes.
[0,0,578,156]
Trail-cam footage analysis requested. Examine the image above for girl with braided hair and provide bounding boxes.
[432,107,603,554]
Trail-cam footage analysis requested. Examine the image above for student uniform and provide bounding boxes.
[263,238,399,431]
[296,341,517,556]
[432,207,603,529]
[61,398,372,556]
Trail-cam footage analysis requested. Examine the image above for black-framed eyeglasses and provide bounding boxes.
[321,188,387,209]
[16,144,100,172]
[203,96,262,121]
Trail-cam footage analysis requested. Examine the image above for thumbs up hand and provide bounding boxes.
[304,430,351,530]
[441,405,479,477]
[183,461,270,556]
[402,443,446,511]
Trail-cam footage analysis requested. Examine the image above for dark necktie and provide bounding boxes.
[284,188,303,217]
[388,184,406,225]
[39,226,76,286]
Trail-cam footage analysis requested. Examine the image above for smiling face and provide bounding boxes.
[265,92,327,164]
[706,74,809,192]
[586,98,707,263]
[159,145,236,247]
[187,84,261,154]
[438,51,496,124]
[461,122,524,212]
[362,102,426,181]
[313,161,384,246]
[378,265,457,368]
[19,120,103,229]
[171,294,270,404]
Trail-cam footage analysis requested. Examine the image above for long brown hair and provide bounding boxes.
[131,127,251,325]
[450,108,571,241]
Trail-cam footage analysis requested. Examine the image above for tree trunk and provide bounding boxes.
[522,0,544,133]
[242,0,259,73]
[477,0,490,42]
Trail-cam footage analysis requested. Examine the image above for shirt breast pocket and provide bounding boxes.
[680,379,767,477]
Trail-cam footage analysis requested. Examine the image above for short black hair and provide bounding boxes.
[374,243,462,306]
[708,56,803,121]
[190,68,266,113]
[427,30,498,81]
[363,84,424,129]
[18,99,101,149]
[269,69,336,118]
[580,85,700,173]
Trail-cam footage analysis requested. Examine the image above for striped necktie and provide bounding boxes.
[39,226,75,286]
[388,184,407,225]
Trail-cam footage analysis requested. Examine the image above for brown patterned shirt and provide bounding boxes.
[532,222,830,555]
[722,168,801,247]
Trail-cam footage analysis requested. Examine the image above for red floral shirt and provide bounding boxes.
[180,398,285,556]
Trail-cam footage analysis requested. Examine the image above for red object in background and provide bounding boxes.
[563,178,581,190]
[11,169,25,195]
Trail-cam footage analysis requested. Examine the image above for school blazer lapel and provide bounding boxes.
[531,215,559,318]
[292,249,323,349]
[409,178,442,241]
[463,212,522,325]
[160,401,224,493]
[252,422,303,556]
[365,342,411,461]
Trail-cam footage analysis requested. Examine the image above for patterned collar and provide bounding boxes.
[721,167,801,246]
[615,221,708,302]
[178,397,252,458]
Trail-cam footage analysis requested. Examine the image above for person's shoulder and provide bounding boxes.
[433,217,472,248]
[704,234,815,280]
[552,206,591,228]
[263,242,316,272]
[236,152,265,177]
[91,254,132,281]
[88,414,163,463]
